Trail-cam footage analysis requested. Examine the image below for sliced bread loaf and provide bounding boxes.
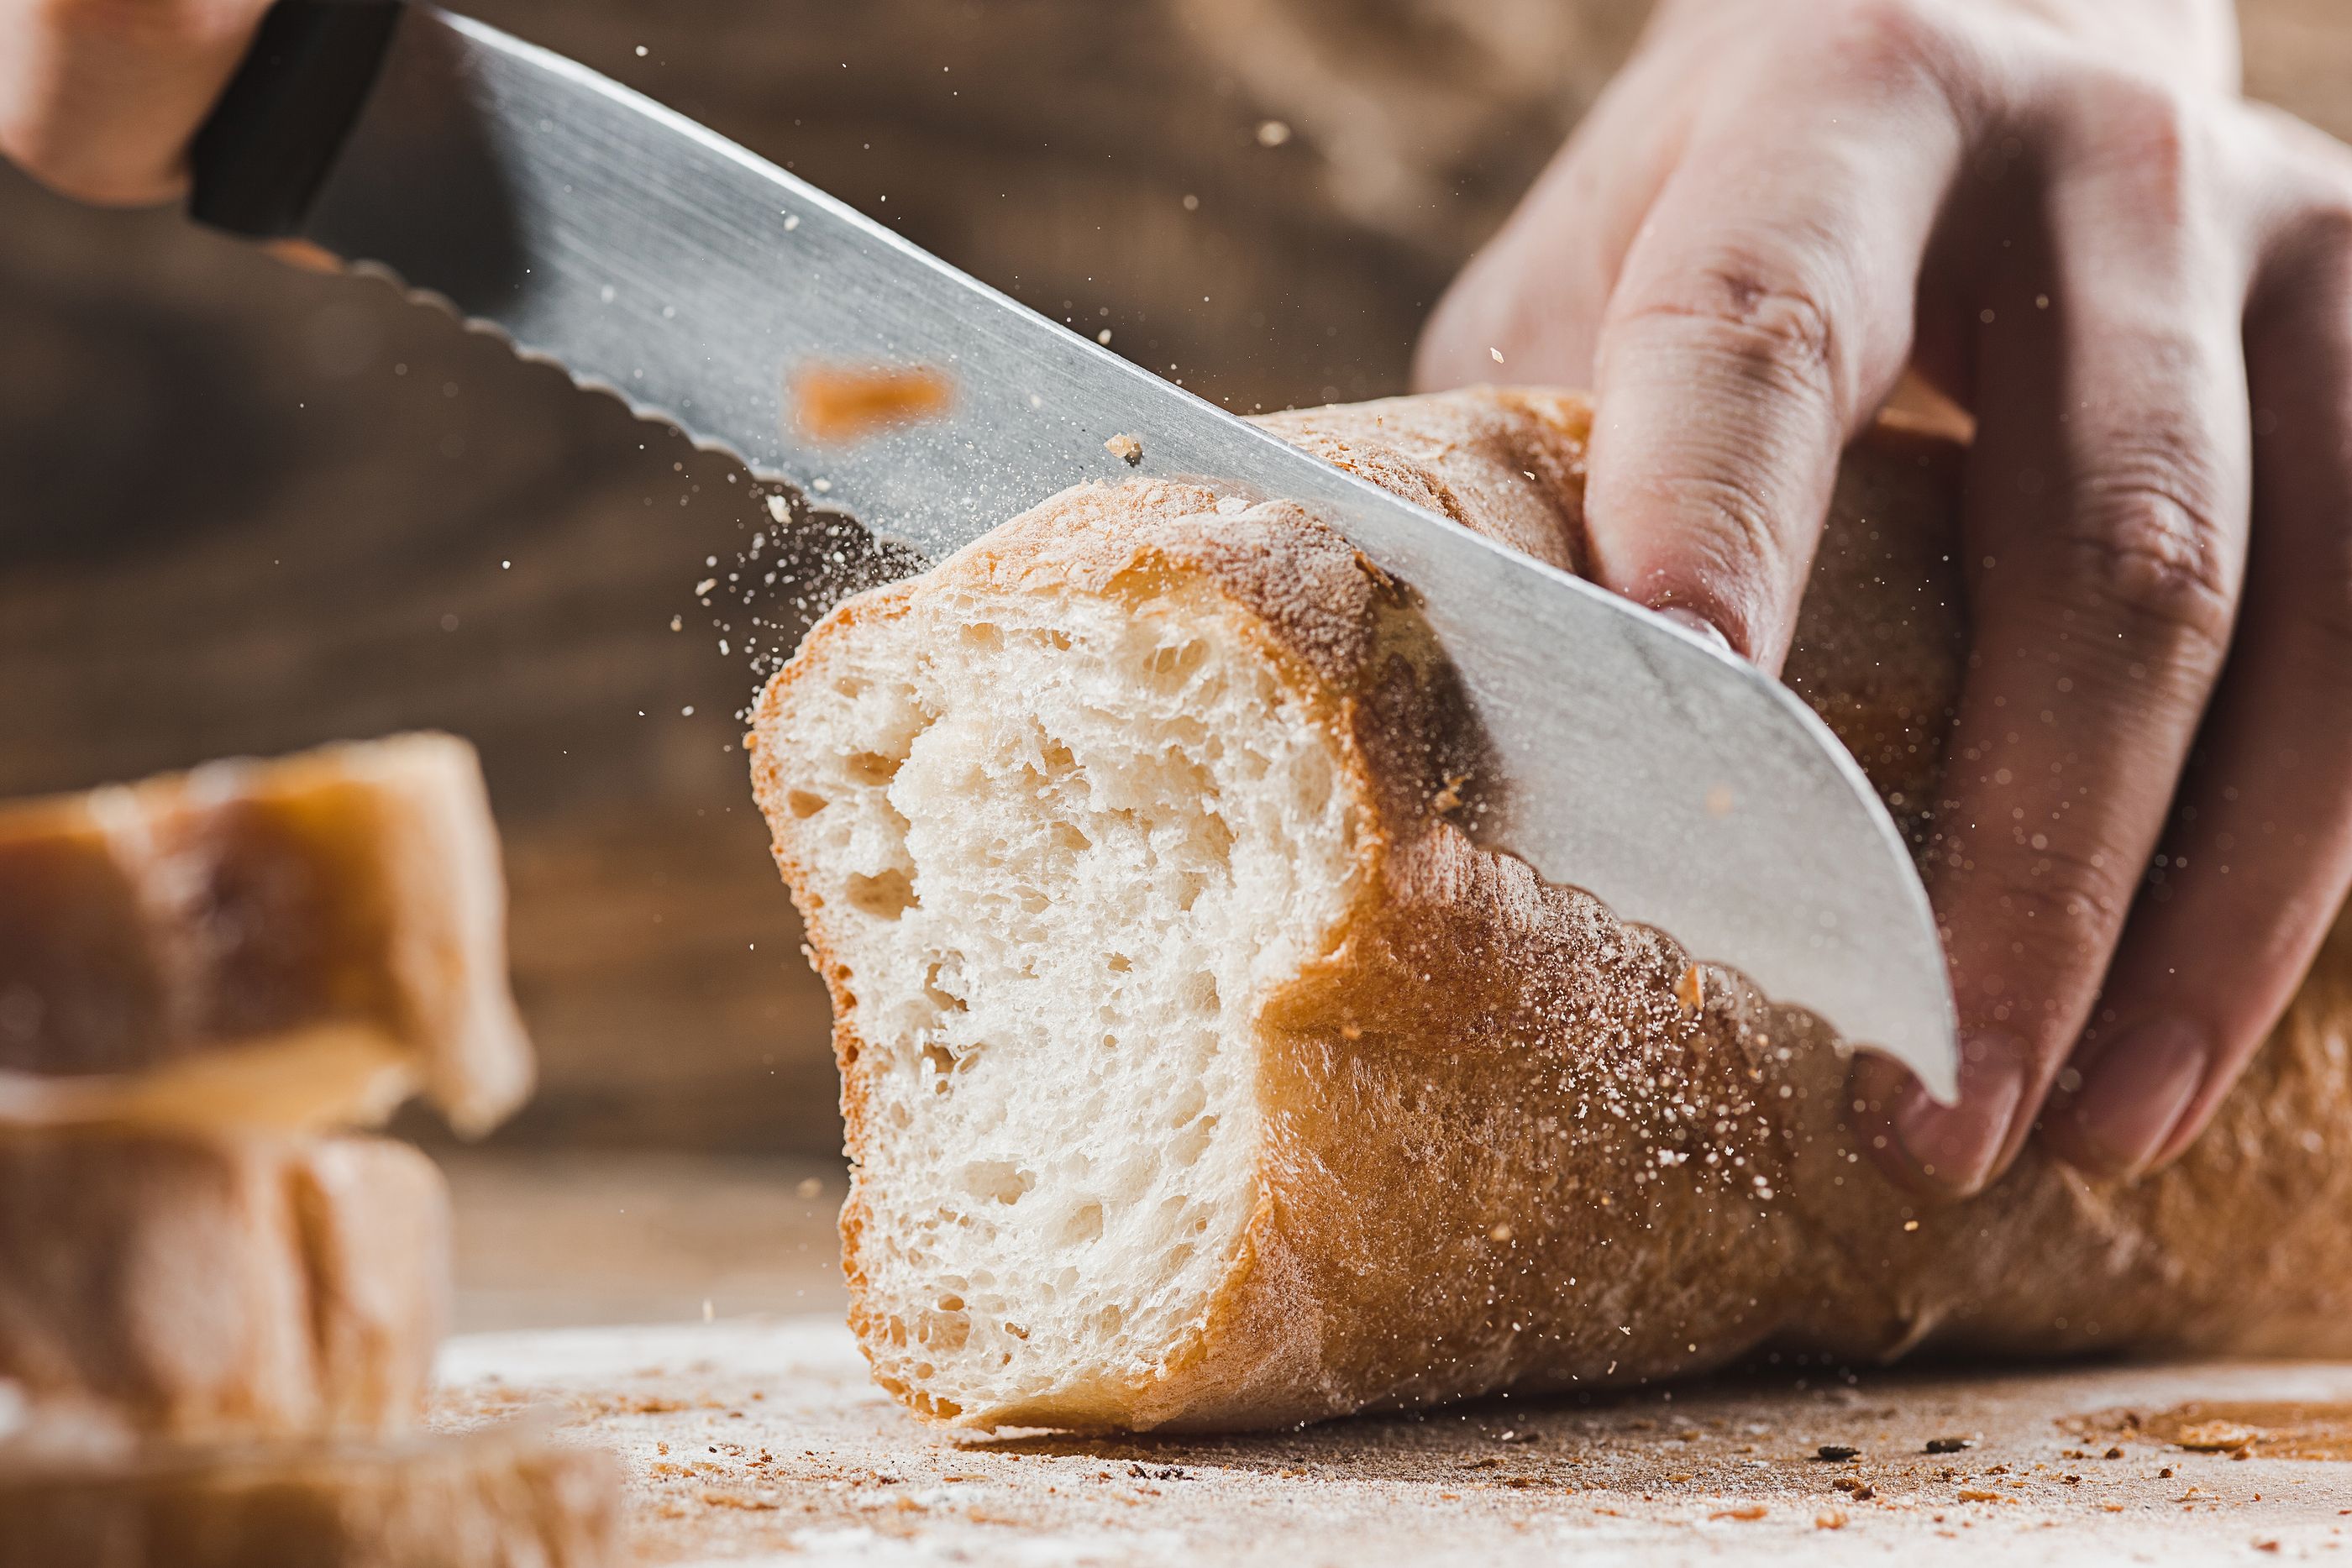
[751,388,2352,1430]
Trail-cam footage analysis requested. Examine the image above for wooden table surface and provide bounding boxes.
[443,1151,849,1335]
[438,1152,2352,1565]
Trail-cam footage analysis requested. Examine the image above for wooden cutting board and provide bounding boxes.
[429,1319,2352,1565]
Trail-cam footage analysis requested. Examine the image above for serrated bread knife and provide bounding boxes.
[189,2,1960,1098]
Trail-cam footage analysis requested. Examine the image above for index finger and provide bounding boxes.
[1586,39,1965,669]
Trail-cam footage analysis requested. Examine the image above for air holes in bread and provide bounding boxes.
[759,553,1361,1423]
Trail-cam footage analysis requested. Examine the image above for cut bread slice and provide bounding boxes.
[751,387,2352,1431]
[0,734,531,1135]
[757,484,1379,1424]
[0,1424,619,1568]
[0,1129,446,1442]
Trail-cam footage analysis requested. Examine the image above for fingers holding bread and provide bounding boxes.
[2038,166,2352,1182]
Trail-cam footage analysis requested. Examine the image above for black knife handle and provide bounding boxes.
[190,0,407,238]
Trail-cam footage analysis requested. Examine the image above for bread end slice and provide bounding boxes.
[0,1129,448,1442]
[0,734,533,1136]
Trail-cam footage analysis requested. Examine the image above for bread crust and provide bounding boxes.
[756,387,2352,1431]
[0,734,533,1135]
[0,1425,619,1568]
[0,1130,448,1442]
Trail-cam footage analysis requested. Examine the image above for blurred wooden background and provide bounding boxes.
[3,0,2345,1155]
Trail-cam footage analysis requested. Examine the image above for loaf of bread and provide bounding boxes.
[0,1424,620,1568]
[0,1129,446,1443]
[0,734,532,1135]
[748,386,2352,1430]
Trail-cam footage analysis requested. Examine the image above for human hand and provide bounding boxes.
[1418,0,2352,1197]
[0,0,276,204]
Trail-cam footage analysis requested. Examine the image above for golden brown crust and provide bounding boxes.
[0,735,533,1136]
[1255,387,1593,574]
[0,1425,620,1568]
[1227,390,2352,1414]
[0,1130,448,1442]
[1262,391,1970,821]
[756,385,2352,1432]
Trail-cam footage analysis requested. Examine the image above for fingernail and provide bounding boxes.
[1891,1031,2029,1197]
[2060,1017,2209,1179]
[1656,606,1736,656]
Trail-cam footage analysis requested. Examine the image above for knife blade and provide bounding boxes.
[190,3,1960,1098]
